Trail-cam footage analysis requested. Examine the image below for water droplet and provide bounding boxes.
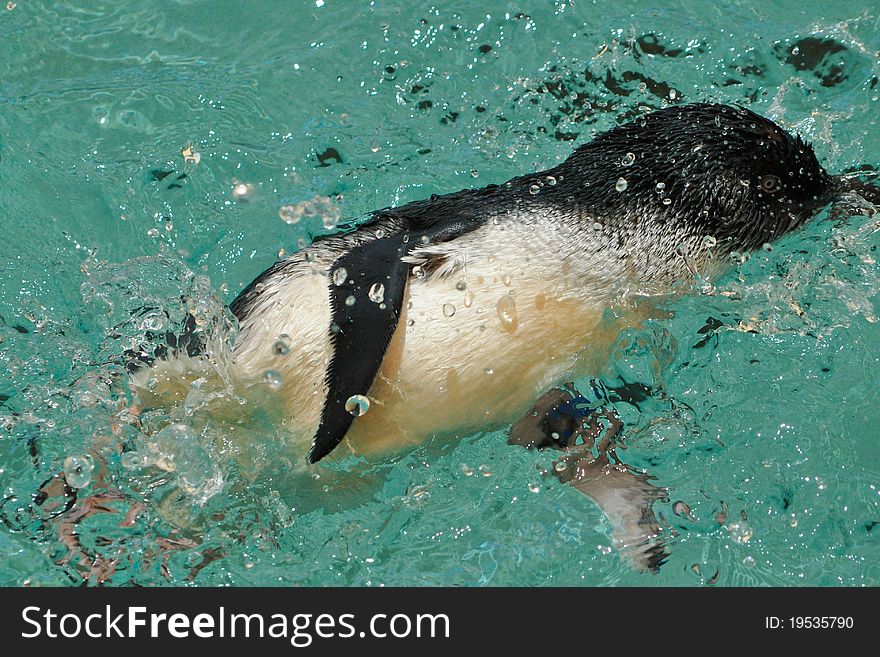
[529,184,541,195]
[496,294,518,332]
[332,266,348,286]
[478,465,493,477]
[272,338,290,356]
[345,394,370,416]
[655,181,666,191]
[742,555,756,568]
[714,115,722,128]
[181,145,200,163]
[345,294,356,307]
[484,368,494,375]
[368,283,385,304]
[63,454,94,488]
[442,303,456,317]
[621,152,636,167]
[455,279,467,291]
[279,205,302,224]
[232,181,254,200]
[501,274,512,286]
[263,370,283,387]
[460,463,474,477]
[703,235,717,249]
[592,221,603,231]
[553,461,568,472]
[528,483,540,493]
[546,175,557,186]
[615,177,628,192]
[662,197,672,205]
[726,521,753,544]
[762,242,773,252]
[463,291,474,308]
[142,313,167,332]
[121,451,145,470]
[146,228,160,237]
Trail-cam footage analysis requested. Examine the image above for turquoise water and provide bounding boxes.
[1,0,879,586]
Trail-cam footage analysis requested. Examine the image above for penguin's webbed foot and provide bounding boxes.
[509,385,669,573]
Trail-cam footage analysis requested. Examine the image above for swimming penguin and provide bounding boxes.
[129,103,878,570]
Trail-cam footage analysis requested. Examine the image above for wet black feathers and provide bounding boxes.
[309,235,410,463]
[309,195,490,462]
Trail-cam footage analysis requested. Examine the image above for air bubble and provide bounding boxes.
[442,303,456,317]
[615,177,628,192]
[232,181,254,200]
[272,338,290,356]
[263,370,283,387]
[63,454,94,488]
[529,184,541,195]
[726,521,753,544]
[621,152,636,167]
[345,294,356,306]
[279,205,302,224]
[496,294,518,332]
[368,283,385,304]
[345,394,370,416]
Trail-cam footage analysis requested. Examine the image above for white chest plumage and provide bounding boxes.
[227,214,639,458]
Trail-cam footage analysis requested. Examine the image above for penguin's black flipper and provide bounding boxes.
[309,235,410,463]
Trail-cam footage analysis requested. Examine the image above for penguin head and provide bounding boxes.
[570,103,837,253]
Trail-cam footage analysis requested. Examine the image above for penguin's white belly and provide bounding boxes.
[231,221,633,459]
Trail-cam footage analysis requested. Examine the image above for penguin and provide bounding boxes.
[129,103,878,570]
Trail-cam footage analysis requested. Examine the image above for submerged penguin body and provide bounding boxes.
[229,211,630,458]
[218,102,836,462]
[125,102,878,570]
